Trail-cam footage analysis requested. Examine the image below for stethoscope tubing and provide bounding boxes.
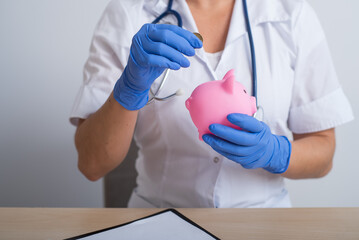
[242,0,257,100]
[147,0,259,112]
[148,69,174,103]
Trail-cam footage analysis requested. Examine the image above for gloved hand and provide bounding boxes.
[113,23,203,110]
[202,113,291,174]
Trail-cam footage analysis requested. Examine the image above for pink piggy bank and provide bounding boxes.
[185,69,257,141]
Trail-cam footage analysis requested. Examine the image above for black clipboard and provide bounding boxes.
[65,208,220,240]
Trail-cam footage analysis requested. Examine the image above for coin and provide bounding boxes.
[193,32,203,43]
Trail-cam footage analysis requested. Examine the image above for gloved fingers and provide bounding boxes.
[227,113,264,133]
[208,123,259,146]
[148,28,197,57]
[153,24,203,49]
[131,43,181,70]
[142,40,190,68]
[202,134,259,157]
[215,148,268,169]
[147,54,182,70]
[237,148,268,169]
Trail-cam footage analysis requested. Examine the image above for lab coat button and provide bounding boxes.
[213,157,220,163]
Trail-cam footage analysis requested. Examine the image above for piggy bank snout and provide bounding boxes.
[185,97,192,110]
[250,96,257,114]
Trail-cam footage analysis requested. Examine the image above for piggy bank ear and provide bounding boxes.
[222,69,235,94]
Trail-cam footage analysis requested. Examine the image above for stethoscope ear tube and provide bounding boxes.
[242,0,258,102]
[148,69,170,103]
[147,0,183,105]
[148,69,179,103]
[151,0,182,27]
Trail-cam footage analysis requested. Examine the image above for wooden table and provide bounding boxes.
[0,208,358,239]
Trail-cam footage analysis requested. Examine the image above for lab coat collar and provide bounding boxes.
[226,0,295,46]
[144,0,296,79]
[144,0,294,34]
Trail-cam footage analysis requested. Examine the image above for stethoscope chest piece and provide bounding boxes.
[253,106,264,121]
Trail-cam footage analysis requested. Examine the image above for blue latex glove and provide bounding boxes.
[202,113,291,174]
[113,24,203,110]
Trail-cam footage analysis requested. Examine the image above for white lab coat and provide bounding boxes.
[70,0,354,208]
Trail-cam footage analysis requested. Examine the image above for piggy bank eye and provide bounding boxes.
[243,89,247,93]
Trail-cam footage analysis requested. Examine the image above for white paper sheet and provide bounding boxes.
[76,210,218,240]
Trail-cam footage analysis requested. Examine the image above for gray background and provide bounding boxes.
[0,0,357,208]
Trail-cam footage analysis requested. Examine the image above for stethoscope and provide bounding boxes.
[147,0,263,120]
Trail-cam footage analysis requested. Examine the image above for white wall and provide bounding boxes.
[0,0,111,207]
[0,0,357,207]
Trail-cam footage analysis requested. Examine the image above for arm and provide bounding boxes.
[75,92,138,181]
[74,24,202,181]
[282,128,335,179]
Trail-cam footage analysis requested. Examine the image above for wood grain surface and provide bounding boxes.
[0,208,358,240]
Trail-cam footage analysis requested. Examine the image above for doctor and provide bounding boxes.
[71,0,353,207]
